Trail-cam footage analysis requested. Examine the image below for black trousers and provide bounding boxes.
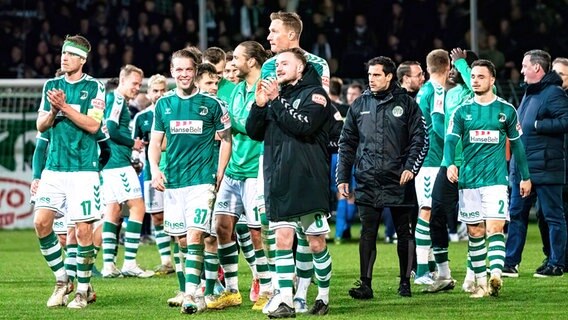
[358,204,414,287]
[430,166,459,249]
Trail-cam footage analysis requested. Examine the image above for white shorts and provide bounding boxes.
[34,170,102,223]
[143,181,164,213]
[213,176,261,228]
[256,155,265,210]
[101,166,142,204]
[458,185,509,224]
[270,212,330,236]
[53,215,68,235]
[415,166,440,209]
[163,184,216,236]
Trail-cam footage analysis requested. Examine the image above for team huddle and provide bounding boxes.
[30,8,568,319]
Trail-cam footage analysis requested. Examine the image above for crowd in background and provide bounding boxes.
[2,0,568,83]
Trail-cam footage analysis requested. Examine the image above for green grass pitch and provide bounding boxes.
[1,224,566,319]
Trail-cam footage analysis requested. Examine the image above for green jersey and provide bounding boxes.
[104,91,134,169]
[39,74,106,172]
[131,106,167,180]
[447,96,522,189]
[153,90,231,188]
[225,80,262,180]
[442,84,471,167]
[416,80,445,167]
[217,77,236,104]
[132,106,154,180]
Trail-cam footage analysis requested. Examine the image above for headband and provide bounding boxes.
[62,40,89,58]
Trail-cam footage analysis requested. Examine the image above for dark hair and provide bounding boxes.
[348,82,364,92]
[105,77,119,91]
[278,47,307,68]
[203,47,226,65]
[195,63,218,81]
[396,61,420,83]
[329,77,343,96]
[236,41,272,67]
[367,56,396,78]
[471,59,496,77]
[64,34,91,54]
[171,49,199,68]
[524,49,551,72]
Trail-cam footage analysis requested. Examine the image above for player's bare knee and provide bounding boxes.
[215,214,234,241]
[186,229,203,244]
[177,236,187,248]
[152,212,164,226]
[467,223,485,237]
[33,210,54,237]
[308,234,326,253]
[75,222,94,245]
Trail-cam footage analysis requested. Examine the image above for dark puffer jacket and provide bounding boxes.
[246,64,333,221]
[510,71,568,185]
[337,82,428,208]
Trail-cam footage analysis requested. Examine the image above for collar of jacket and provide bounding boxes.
[366,81,402,103]
[524,71,563,94]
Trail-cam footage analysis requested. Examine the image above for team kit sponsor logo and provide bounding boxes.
[469,130,499,144]
[170,120,203,134]
[460,210,480,220]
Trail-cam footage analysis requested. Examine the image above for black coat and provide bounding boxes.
[337,82,428,208]
[246,65,333,221]
[510,72,568,185]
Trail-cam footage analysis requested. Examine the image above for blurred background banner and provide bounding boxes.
[0,80,42,229]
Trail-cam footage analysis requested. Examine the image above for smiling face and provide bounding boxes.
[171,56,196,91]
[521,55,542,84]
[120,71,143,100]
[275,51,304,86]
[232,44,251,79]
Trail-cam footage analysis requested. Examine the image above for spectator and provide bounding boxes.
[504,50,568,278]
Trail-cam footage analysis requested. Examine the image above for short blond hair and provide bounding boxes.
[270,11,303,40]
[148,74,167,88]
[120,64,144,80]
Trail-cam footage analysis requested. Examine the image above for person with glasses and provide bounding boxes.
[397,61,425,99]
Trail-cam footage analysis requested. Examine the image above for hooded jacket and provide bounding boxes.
[510,71,568,185]
[246,64,333,221]
[337,82,428,208]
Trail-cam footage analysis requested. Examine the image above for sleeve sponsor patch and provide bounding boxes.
[322,76,330,88]
[516,122,523,135]
[91,98,105,110]
[311,94,327,107]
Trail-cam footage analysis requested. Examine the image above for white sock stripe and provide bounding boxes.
[416,224,430,232]
[41,244,62,256]
[48,257,64,267]
[125,232,141,239]
[314,258,332,271]
[296,261,313,270]
[296,246,312,254]
[102,232,117,239]
[204,270,218,278]
[184,266,202,277]
[489,240,506,247]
